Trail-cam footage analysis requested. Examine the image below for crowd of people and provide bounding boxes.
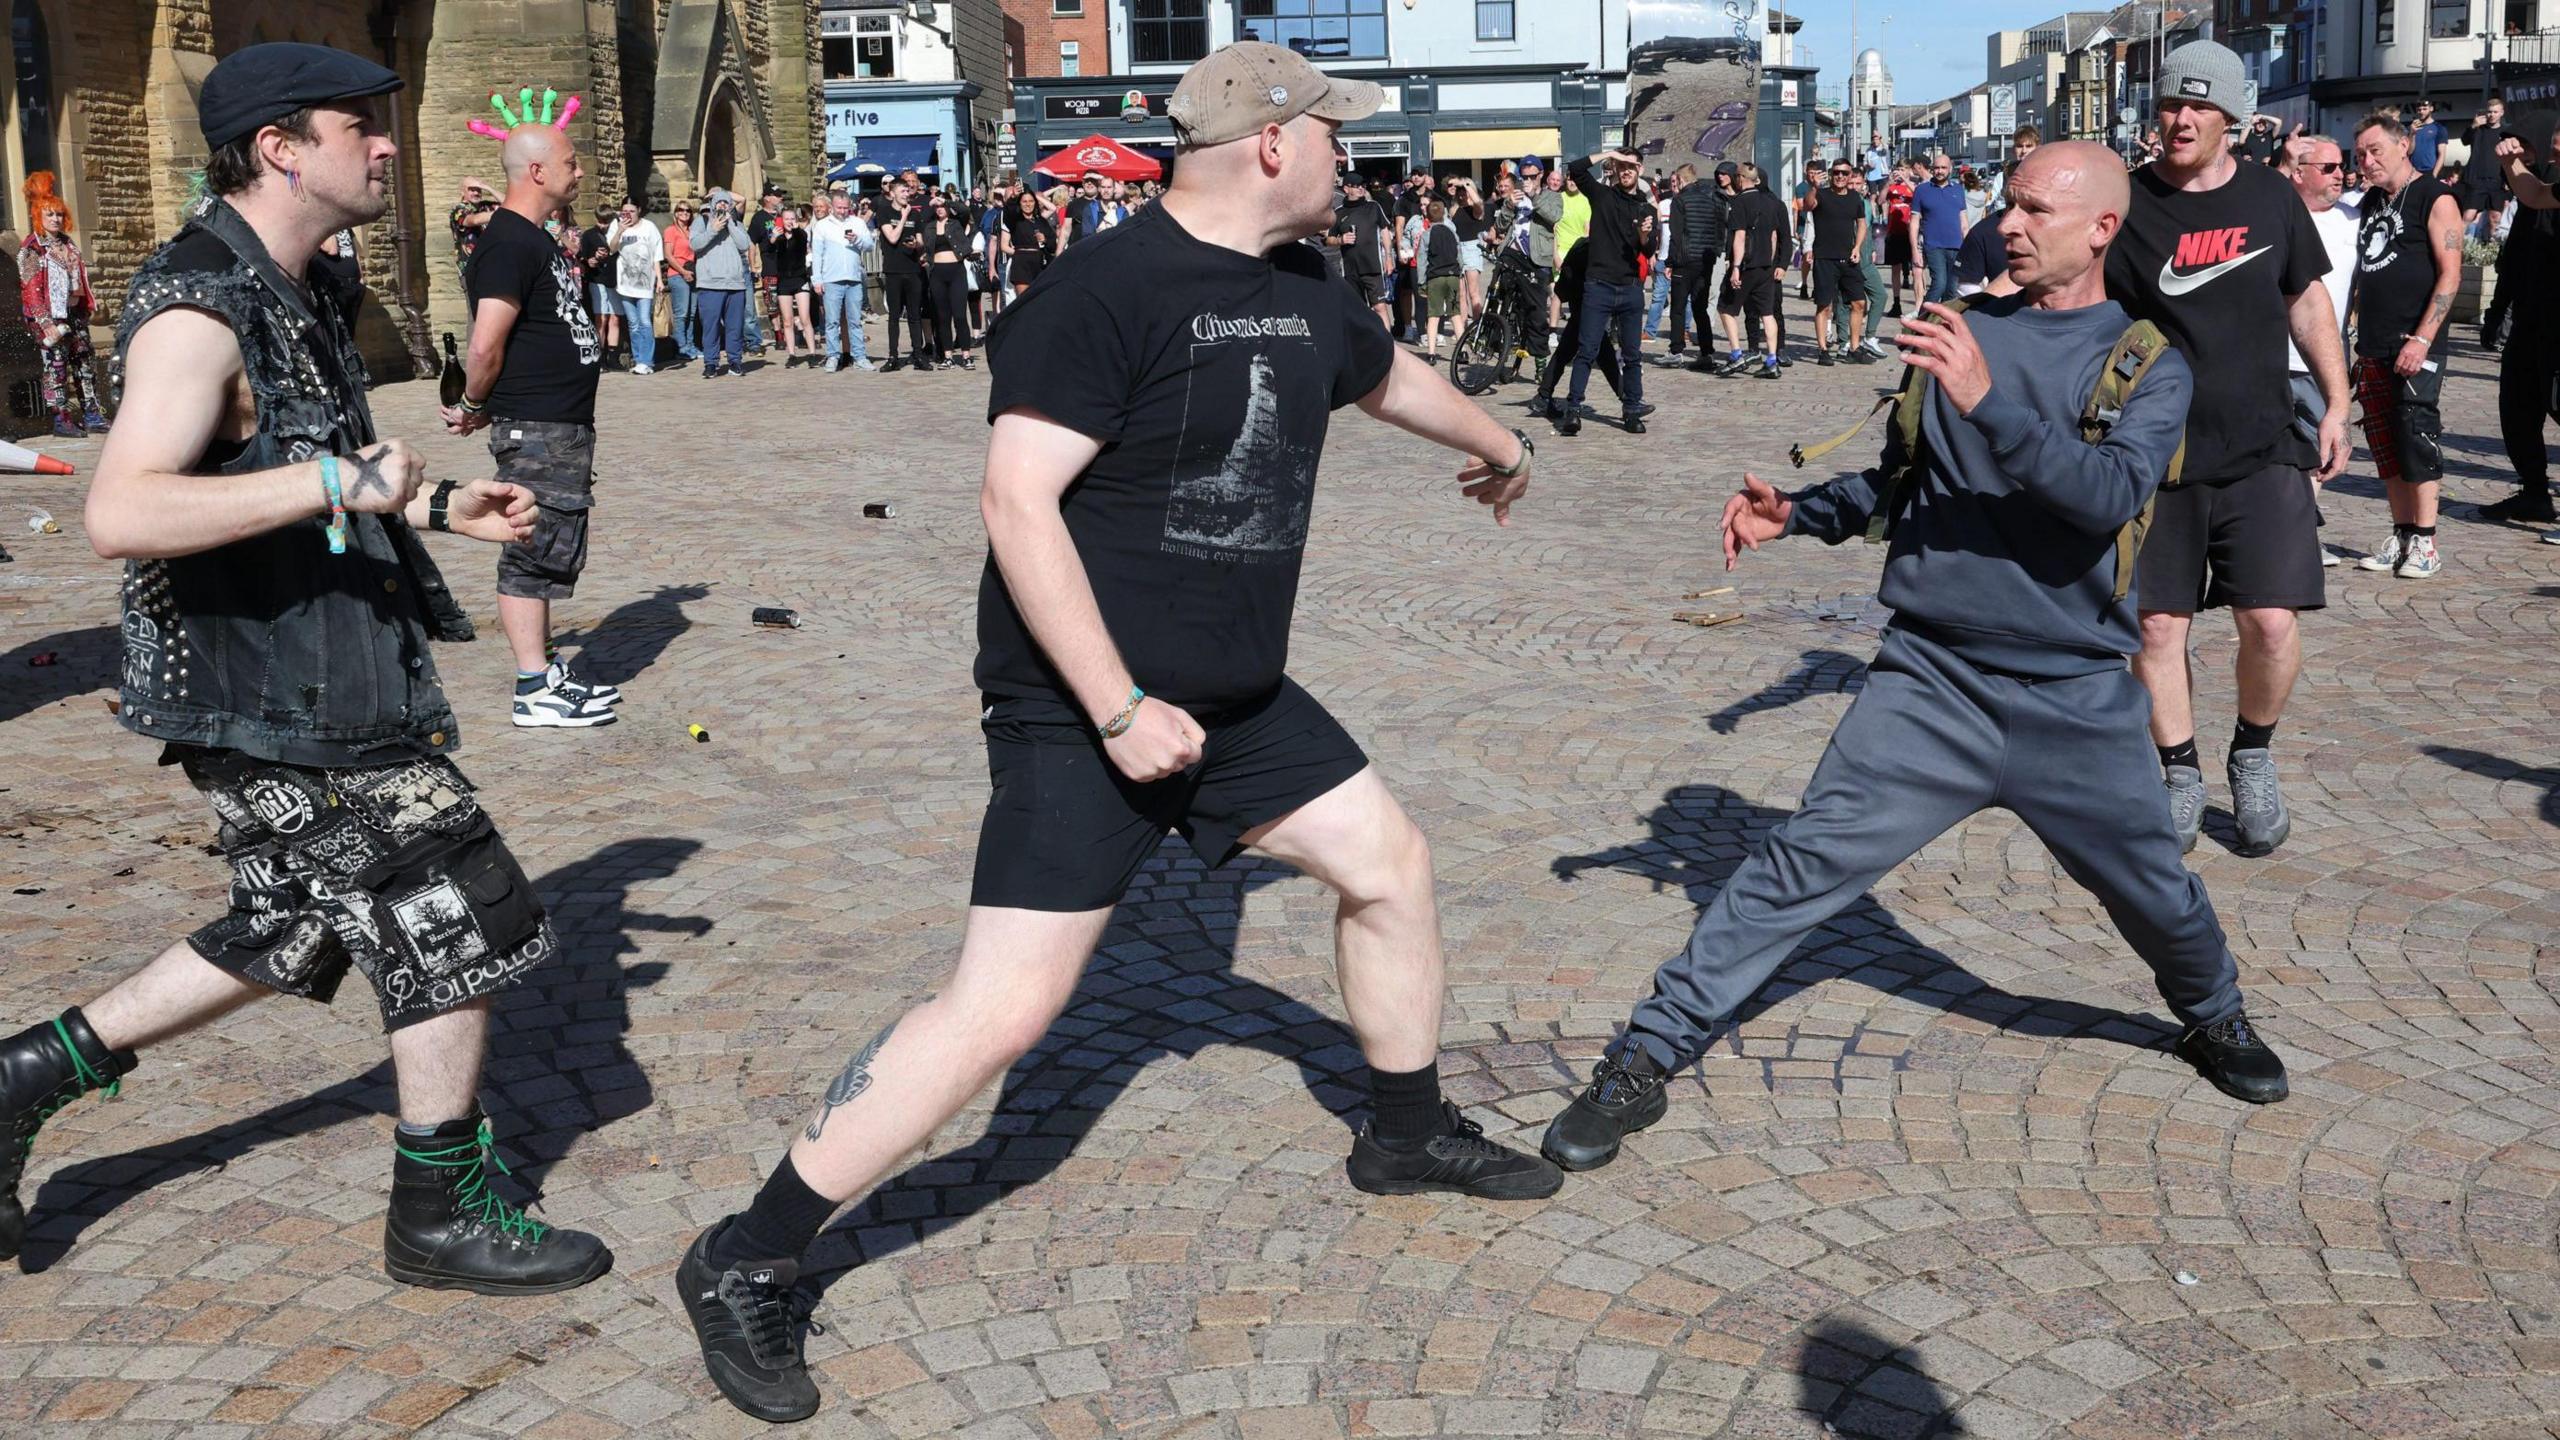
[448,167,1170,378]
[11,31,2560,1436]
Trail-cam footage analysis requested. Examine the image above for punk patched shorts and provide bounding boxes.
[491,418,596,601]
[176,748,556,1030]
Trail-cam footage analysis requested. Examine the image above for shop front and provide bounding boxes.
[822,83,983,190]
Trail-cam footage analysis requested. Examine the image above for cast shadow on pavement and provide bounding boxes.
[552,582,710,692]
[15,836,707,1272]
[804,854,1362,1285]
[0,624,116,727]
[2423,745,2560,827]
[1706,648,1866,735]
[1552,783,2180,1053]
[1794,1317,1970,1438]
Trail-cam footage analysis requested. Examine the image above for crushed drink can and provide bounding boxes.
[863,502,896,519]
[751,607,801,629]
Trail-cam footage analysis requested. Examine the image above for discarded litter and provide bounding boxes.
[27,509,58,535]
[751,607,801,629]
[862,502,896,520]
[1672,611,1744,629]
[1683,586,1736,600]
[2173,1270,2199,1286]
[687,724,711,743]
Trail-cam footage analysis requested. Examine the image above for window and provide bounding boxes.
[2431,0,2469,35]
[1476,0,1514,41]
[1061,40,1080,76]
[857,16,898,81]
[822,36,857,79]
[1054,0,1082,13]
[1131,0,1210,64]
[2377,0,2396,45]
[13,0,51,176]
[1239,0,1387,58]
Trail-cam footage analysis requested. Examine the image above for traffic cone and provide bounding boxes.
[0,440,74,475]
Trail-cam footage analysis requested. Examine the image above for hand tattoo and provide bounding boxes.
[348,444,394,503]
[805,1017,900,1143]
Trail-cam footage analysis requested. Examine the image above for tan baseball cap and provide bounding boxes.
[1167,41,1382,149]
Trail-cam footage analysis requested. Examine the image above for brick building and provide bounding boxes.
[9,0,827,387]
[1002,0,1109,78]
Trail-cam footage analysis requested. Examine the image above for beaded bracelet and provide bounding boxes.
[1099,686,1145,739]
[320,456,348,555]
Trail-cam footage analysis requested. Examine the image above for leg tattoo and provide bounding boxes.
[804,1018,898,1143]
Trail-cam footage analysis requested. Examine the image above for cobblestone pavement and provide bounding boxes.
[4,297,2559,1440]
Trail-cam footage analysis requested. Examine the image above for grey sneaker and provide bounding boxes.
[2164,764,2207,855]
[2226,748,2292,857]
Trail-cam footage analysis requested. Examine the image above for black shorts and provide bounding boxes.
[1884,227,1915,269]
[970,677,1370,912]
[177,749,556,1031]
[1738,268,1782,322]
[1812,257,1867,308]
[492,419,596,601]
[2135,463,2328,614]
[1346,270,1383,307]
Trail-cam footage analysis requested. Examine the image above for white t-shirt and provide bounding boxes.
[610,218,663,299]
[2287,198,2358,375]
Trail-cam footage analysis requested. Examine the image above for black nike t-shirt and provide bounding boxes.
[2354,175,2457,360]
[2106,159,2327,481]
[467,209,603,426]
[977,204,1399,709]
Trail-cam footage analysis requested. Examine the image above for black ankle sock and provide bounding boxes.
[715,1154,838,1267]
[1367,1061,1444,1151]
[2232,718,2276,754]
[2158,738,2200,772]
[2412,524,2437,537]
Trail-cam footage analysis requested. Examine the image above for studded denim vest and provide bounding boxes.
[112,198,472,768]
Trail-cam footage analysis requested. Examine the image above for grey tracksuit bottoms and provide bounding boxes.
[1622,625,2245,1068]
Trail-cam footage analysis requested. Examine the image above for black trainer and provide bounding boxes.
[1552,409,1582,437]
[2480,490,2558,525]
[679,1218,823,1423]
[1346,1101,1562,1200]
[1624,400,1657,421]
[1542,1047,1670,1171]
[383,1115,614,1294]
[2175,1014,2289,1105]
[0,1009,134,1260]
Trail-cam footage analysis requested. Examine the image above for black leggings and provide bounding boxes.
[1666,263,1714,351]
[2499,321,2556,494]
[882,273,928,359]
[930,261,974,354]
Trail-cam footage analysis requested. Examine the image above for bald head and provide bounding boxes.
[2011,141,2129,228]
[501,125,582,212]
[1994,140,2127,305]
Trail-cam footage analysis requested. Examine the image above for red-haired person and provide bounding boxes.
[19,172,107,436]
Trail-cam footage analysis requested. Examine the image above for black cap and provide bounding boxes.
[199,43,403,153]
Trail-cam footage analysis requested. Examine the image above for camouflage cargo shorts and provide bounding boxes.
[177,748,557,1031]
[490,418,596,600]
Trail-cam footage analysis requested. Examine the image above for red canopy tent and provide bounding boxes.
[1032,134,1165,183]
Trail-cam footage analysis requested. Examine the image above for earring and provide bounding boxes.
[286,169,302,194]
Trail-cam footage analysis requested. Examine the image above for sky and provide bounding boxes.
[1755,0,2074,109]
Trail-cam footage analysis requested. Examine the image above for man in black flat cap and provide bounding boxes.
[0,43,614,1295]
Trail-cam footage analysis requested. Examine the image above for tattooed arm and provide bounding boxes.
[2399,190,2465,375]
[89,308,420,559]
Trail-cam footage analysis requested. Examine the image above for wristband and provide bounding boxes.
[1099,686,1145,739]
[1489,428,1534,479]
[428,479,457,533]
[458,393,487,415]
[320,456,348,554]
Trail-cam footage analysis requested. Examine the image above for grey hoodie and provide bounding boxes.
[688,190,754,291]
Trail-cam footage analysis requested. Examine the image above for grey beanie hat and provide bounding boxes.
[2155,40,2248,121]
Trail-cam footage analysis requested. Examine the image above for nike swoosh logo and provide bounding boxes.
[2156,247,2268,296]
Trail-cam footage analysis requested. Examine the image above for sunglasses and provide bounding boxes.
[2306,160,2344,172]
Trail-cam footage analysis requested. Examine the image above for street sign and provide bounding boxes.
[1990,84,2017,136]
[1898,126,1934,139]
[2119,105,2137,125]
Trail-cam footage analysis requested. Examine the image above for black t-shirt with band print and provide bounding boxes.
[2354,174,2457,360]
[977,203,1398,710]
[2105,159,2327,482]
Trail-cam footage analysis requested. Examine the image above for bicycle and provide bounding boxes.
[1449,247,1549,396]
